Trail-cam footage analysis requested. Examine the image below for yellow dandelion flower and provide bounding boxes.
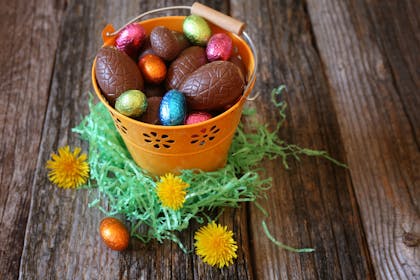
[156,173,189,210]
[194,221,238,268]
[46,146,89,189]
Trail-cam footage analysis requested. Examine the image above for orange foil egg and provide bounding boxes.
[99,217,130,251]
[138,54,167,84]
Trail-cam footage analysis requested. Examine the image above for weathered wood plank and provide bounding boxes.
[18,0,141,278]
[4,0,417,279]
[0,1,66,279]
[19,0,252,279]
[231,0,375,278]
[306,0,419,279]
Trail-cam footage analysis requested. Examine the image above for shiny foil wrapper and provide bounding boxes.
[185,111,212,125]
[206,33,233,61]
[183,15,212,46]
[116,23,146,59]
[159,90,187,126]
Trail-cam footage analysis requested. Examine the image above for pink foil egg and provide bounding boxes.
[185,111,213,125]
[206,33,233,61]
[116,23,146,59]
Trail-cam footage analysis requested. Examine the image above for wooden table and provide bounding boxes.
[1,0,418,279]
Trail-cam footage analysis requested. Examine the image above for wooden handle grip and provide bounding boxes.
[191,2,246,35]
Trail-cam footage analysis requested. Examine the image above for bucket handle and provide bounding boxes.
[105,6,191,37]
[103,2,259,101]
[105,3,245,37]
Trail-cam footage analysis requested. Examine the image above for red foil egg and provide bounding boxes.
[185,111,213,125]
[116,23,146,59]
[206,33,233,61]
[138,54,167,84]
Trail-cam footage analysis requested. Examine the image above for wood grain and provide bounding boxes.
[231,0,375,278]
[306,0,419,279]
[0,0,418,279]
[0,1,66,279]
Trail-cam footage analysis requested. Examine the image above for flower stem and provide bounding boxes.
[262,221,315,253]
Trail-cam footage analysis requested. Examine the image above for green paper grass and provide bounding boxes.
[73,86,343,252]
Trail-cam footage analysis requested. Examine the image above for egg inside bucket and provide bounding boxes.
[92,16,256,175]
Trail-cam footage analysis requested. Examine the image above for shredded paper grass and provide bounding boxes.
[73,86,342,251]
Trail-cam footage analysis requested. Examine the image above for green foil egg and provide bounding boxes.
[115,90,148,118]
[183,15,211,46]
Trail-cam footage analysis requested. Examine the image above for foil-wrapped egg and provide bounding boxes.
[115,23,146,59]
[99,217,130,251]
[184,111,212,125]
[115,90,148,118]
[138,54,167,84]
[229,55,247,82]
[159,90,187,126]
[206,33,233,61]
[183,15,212,46]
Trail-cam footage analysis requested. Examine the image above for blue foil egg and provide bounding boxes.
[159,90,187,126]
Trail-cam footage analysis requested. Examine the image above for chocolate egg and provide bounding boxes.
[115,23,146,59]
[185,111,212,125]
[99,217,130,251]
[150,26,189,61]
[138,36,156,58]
[206,33,233,61]
[180,61,245,111]
[159,90,187,126]
[143,83,166,97]
[95,47,144,105]
[139,96,162,124]
[171,30,191,52]
[229,55,247,82]
[165,46,207,90]
[138,54,167,84]
[183,15,211,46]
[115,90,147,118]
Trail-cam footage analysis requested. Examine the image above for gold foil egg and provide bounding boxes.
[115,90,148,118]
[183,15,212,46]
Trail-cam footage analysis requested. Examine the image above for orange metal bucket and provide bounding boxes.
[92,14,257,175]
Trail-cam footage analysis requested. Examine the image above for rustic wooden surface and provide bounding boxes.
[0,0,418,279]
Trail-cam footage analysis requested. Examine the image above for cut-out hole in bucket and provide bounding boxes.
[190,126,221,146]
[143,132,175,149]
[113,117,128,134]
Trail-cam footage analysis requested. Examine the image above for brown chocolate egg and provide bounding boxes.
[99,217,130,251]
[228,55,247,82]
[139,96,162,124]
[138,54,167,84]
[180,61,245,111]
[95,47,144,105]
[143,83,166,97]
[150,26,189,61]
[138,36,156,59]
[165,46,207,90]
[171,30,190,52]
